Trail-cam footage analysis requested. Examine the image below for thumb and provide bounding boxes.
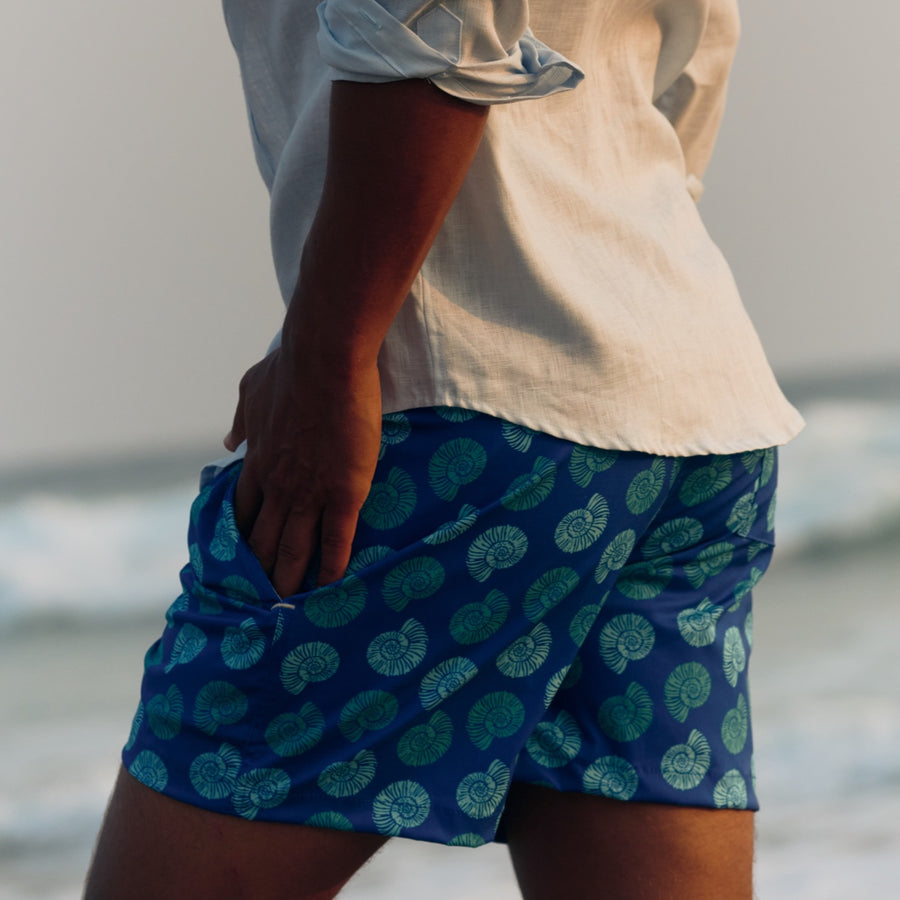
[223,385,247,451]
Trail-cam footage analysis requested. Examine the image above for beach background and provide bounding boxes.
[2,2,899,898]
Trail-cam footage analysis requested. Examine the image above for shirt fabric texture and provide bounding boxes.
[221,0,804,456]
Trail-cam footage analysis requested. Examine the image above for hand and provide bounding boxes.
[224,345,382,596]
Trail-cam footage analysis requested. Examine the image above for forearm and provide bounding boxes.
[282,78,489,372]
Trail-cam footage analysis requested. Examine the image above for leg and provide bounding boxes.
[503,783,753,900]
[84,767,387,900]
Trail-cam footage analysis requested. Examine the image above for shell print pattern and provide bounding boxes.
[360,467,417,530]
[501,422,537,453]
[614,558,674,601]
[339,690,400,742]
[625,457,667,515]
[661,729,711,791]
[193,681,249,736]
[305,812,354,831]
[128,750,168,792]
[732,567,763,611]
[496,623,553,678]
[125,702,144,751]
[189,743,242,800]
[593,529,636,584]
[435,406,481,423]
[347,545,394,574]
[569,604,603,647]
[449,590,510,644]
[678,456,733,507]
[568,446,618,487]
[379,412,411,458]
[232,768,292,820]
[428,438,487,501]
[664,662,712,723]
[189,542,204,582]
[597,682,653,742]
[641,517,704,558]
[554,493,609,553]
[525,710,583,767]
[220,617,266,670]
[164,623,208,673]
[523,567,579,622]
[744,610,754,648]
[713,770,749,809]
[220,574,260,606]
[722,626,747,688]
[147,685,184,740]
[449,833,487,847]
[304,577,367,628]
[467,692,526,749]
[456,759,510,819]
[210,500,240,562]
[265,704,325,757]
[466,525,528,582]
[684,542,734,589]
[582,756,639,801]
[721,693,749,755]
[419,657,479,709]
[501,456,557,511]
[279,642,340,695]
[397,710,454,766]
[318,749,378,798]
[726,493,759,538]
[382,556,446,611]
[367,618,429,676]
[423,504,479,546]
[676,598,724,648]
[372,780,431,835]
[598,613,656,674]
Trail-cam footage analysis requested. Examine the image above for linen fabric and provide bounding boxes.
[123,408,772,844]
[220,0,804,456]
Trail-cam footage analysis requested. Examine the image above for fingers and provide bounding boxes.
[316,505,361,586]
[269,506,320,598]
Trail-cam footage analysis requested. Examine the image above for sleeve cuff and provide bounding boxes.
[316,0,584,104]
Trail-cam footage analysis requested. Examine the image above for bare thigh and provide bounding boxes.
[84,767,387,900]
[503,783,753,900]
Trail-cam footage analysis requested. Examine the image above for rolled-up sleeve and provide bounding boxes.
[316,0,584,104]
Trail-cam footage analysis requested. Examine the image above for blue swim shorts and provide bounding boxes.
[122,407,776,845]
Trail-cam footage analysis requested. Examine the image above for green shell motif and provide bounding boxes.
[221,617,266,670]
[449,833,487,847]
[502,422,537,453]
[722,626,747,688]
[598,613,656,674]
[713,770,749,809]
[525,710,583,767]
[210,501,240,562]
[435,406,480,423]
[221,575,259,605]
[232,767,291,820]
[554,493,609,554]
[661,729,711,791]
[189,542,204,582]
[265,703,325,757]
[543,665,573,708]
[372,780,431,835]
[428,438,487,501]
[367,618,428,676]
[304,577,367,628]
[197,591,222,616]
[766,492,777,533]
[347,544,394,574]
[423,504,480,546]
[760,447,776,487]
[456,759,510,819]
[614,558,673,601]
[189,482,214,528]
[568,446,618,487]
[523,567,579,622]
[669,457,684,484]
[379,412,411,457]
[597,681,653,742]
[467,691,526,749]
[726,493,759,538]
[593,529,636,584]
[466,525,529,582]
[418,657,479,710]
[382,556,446,611]
[125,702,143,751]
[317,749,378,798]
[128,750,168,792]
[194,681,248,736]
[569,603,602,647]
[280,641,340,695]
[664,663,712,723]
[678,456,733,507]
[496,623,553,678]
[642,517,704,558]
[744,610,753,648]
[165,623,207,673]
[582,756,638,800]
[625,458,667,515]
[684,542,734,589]
[360,467,418,530]
[676,598,724,648]
[746,540,769,562]
[397,710,454,766]
[449,589,510,644]
[501,456,557,511]
[305,812,354,831]
[560,656,583,689]
[732,567,763,611]
[721,693,749,755]
[339,690,399,742]
[147,685,183,740]
[740,449,764,474]
[189,743,242,800]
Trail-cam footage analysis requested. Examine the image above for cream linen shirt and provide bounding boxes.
[222,0,804,456]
